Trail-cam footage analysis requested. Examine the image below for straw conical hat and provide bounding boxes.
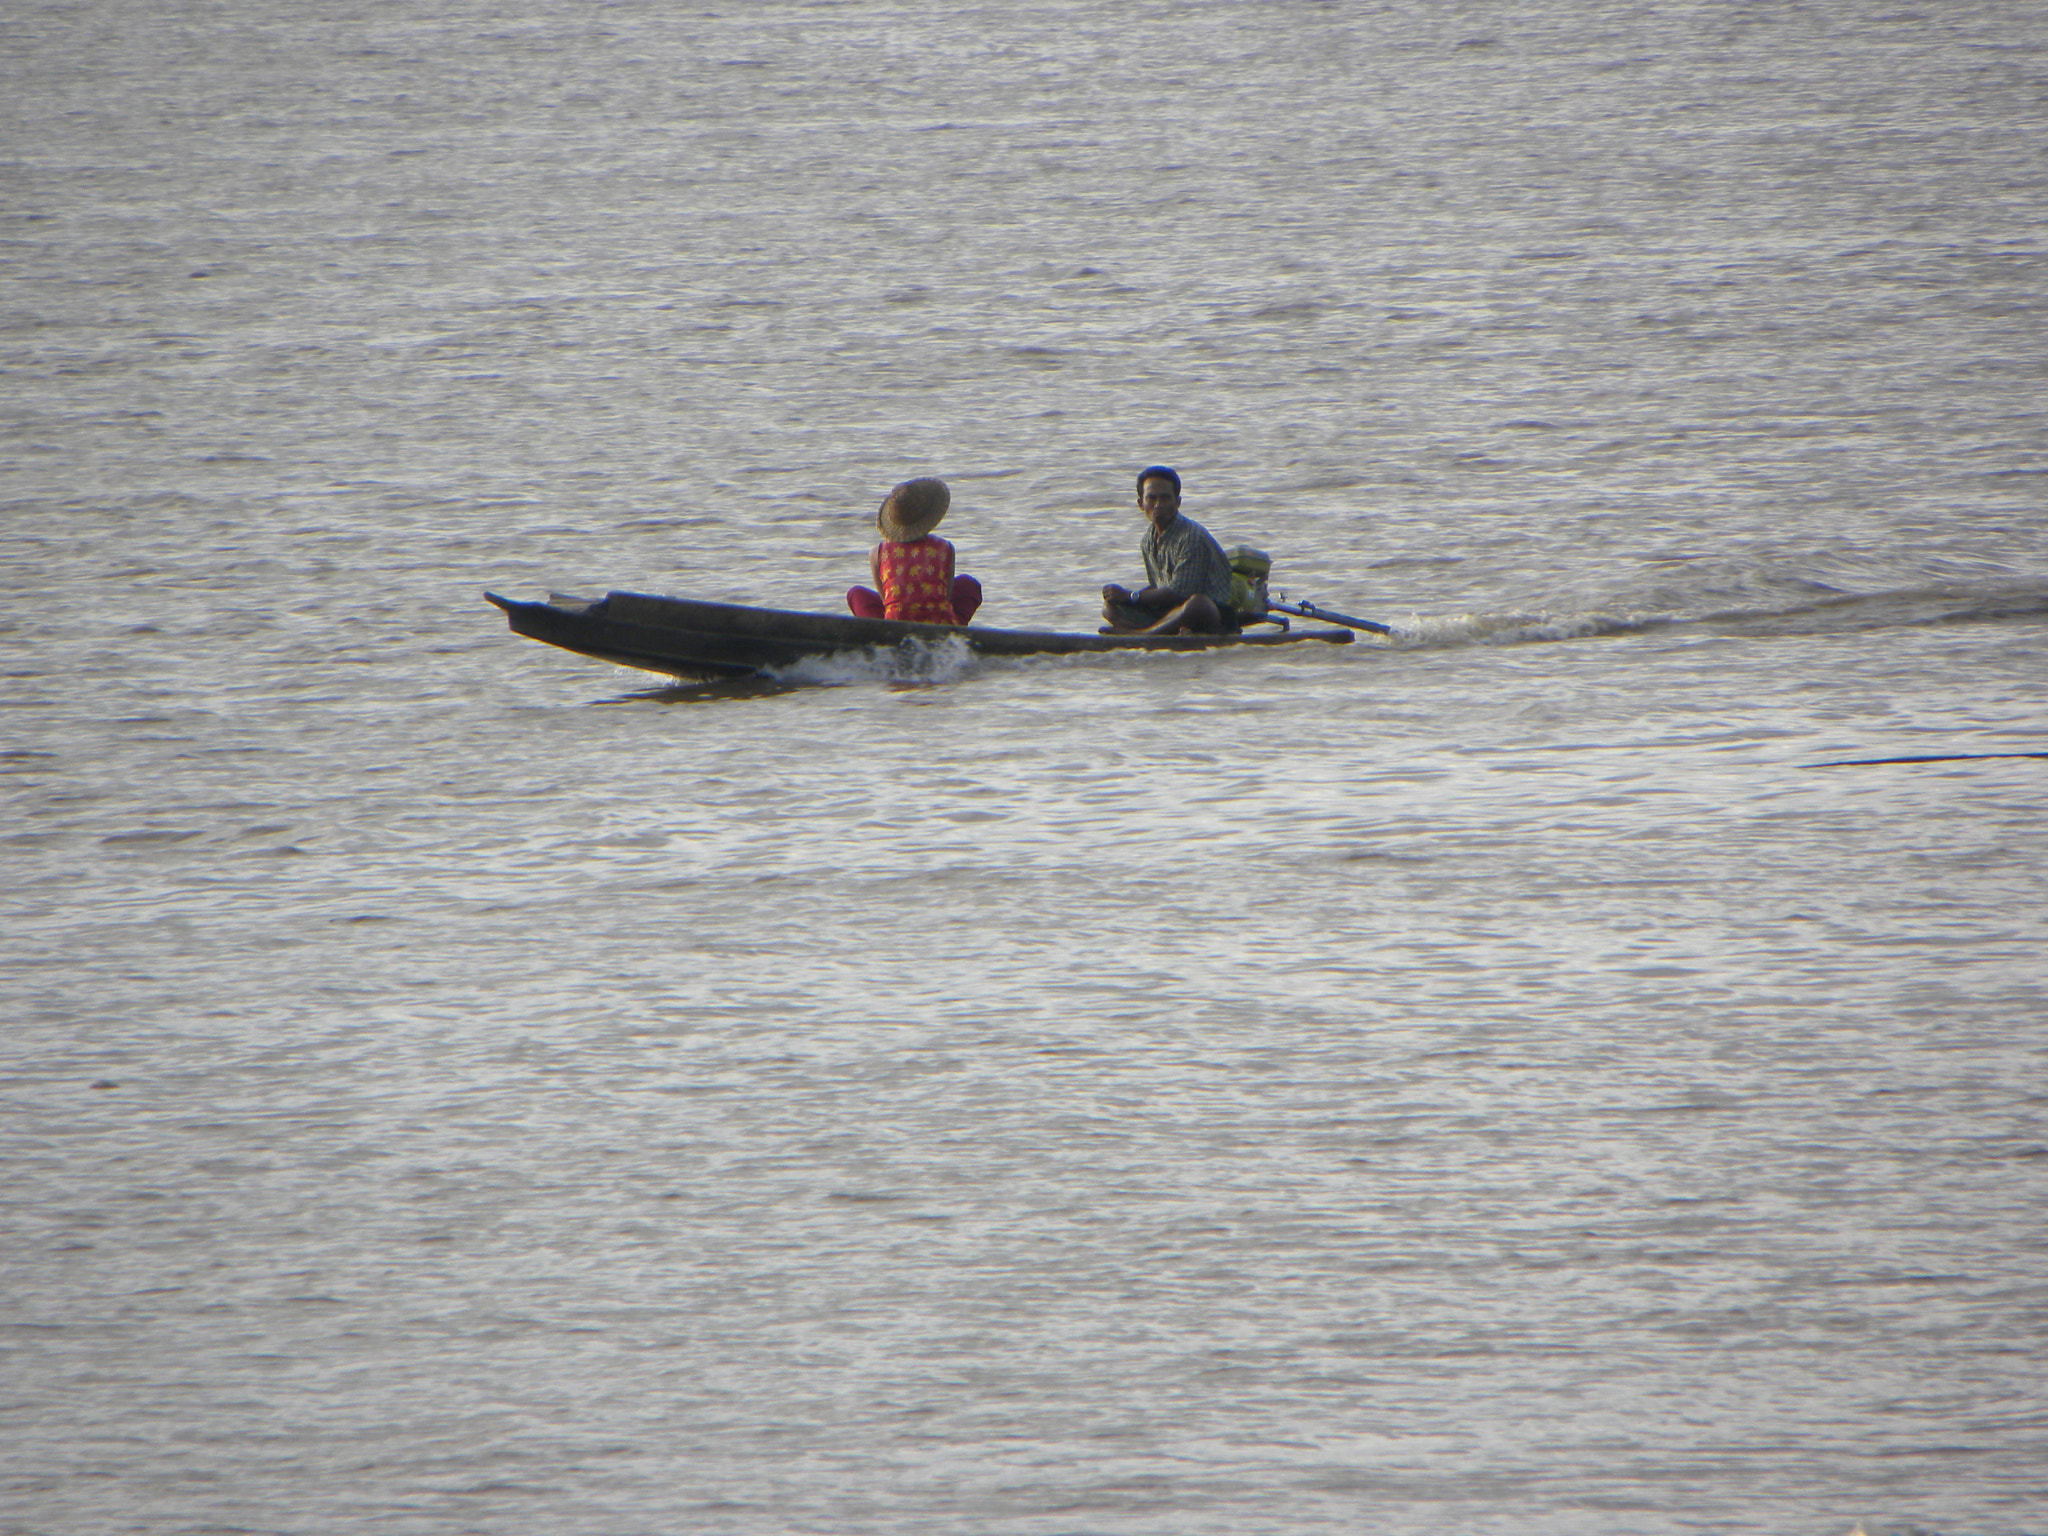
[878,478,950,541]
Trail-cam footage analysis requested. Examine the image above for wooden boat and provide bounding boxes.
[486,590,1354,682]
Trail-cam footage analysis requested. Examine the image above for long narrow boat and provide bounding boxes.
[486,590,1353,682]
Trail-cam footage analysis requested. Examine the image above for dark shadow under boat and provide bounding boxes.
[486,590,1355,683]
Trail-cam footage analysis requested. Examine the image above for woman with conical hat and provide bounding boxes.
[846,477,983,626]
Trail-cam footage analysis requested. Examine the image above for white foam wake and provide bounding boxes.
[771,633,981,687]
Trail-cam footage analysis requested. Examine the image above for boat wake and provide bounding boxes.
[1379,577,2048,653]
[772,633,981,687]
[608,636,981,704]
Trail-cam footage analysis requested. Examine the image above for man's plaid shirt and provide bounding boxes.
[1141,513,1236,609]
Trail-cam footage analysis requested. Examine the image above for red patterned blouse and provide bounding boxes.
[876,535,960,624]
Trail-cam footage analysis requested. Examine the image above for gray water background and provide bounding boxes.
[4,2,2047,1532]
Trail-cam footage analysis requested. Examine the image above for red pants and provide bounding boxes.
[847,575,982,624]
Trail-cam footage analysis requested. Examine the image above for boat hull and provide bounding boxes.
[487,591,1353,681]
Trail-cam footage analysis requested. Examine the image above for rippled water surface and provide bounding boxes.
[4,2,2046,1533]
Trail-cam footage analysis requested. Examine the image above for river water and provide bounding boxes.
[4,2,2045,1533]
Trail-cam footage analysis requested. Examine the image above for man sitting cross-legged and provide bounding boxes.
[1100,465,1237,635]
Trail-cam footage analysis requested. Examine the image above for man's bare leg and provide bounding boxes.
[1133,594,1224,635]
